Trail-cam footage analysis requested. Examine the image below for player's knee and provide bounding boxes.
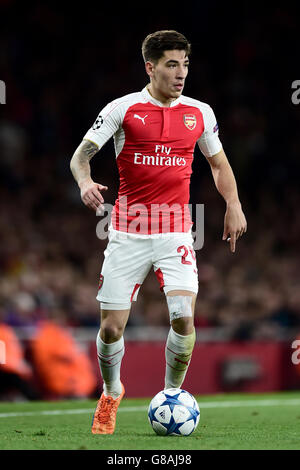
[100,322,124,343]
[171,316,194,335]
[166,294,194,334]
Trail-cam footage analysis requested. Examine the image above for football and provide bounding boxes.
[148,388,200,436]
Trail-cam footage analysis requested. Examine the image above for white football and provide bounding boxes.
[148,388,200,436]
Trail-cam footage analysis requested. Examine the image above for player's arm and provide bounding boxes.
[70,139,107,212]
[70,99,124,212]
[197,105,247,253]
[205,148,247,253]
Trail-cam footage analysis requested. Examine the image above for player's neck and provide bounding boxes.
[147,84,176,107]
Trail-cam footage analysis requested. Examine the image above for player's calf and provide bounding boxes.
[164,292,196,389]
[165,326,196,389]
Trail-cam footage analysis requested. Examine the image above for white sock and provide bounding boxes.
[165,327,196,389]
[96,331,125,399]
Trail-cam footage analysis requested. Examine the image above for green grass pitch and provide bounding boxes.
[0,391,299,450]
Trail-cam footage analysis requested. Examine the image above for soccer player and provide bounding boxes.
[70,30,247,434]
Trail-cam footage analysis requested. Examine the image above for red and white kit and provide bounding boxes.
[84,87,223,304]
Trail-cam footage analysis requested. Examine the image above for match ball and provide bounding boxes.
[148,388,200,436]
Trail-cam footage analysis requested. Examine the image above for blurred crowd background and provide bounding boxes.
[0,1,300,347]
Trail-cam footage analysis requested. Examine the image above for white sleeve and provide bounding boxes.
[197,105,223,157]
[83,100,124,149]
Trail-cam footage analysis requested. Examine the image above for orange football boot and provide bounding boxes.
[91,383,125,434]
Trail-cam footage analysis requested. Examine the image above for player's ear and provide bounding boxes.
[145,61,155,78]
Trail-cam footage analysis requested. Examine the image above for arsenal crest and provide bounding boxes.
[183,114,197,130]
[98,274,104,290]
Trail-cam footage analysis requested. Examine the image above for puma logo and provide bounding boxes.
[134,113,148,125]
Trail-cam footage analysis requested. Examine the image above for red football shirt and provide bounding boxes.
[84,87,222,235]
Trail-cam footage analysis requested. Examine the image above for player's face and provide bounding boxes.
[147,50,189,102]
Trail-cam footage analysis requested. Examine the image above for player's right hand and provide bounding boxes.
[79,179,108,214]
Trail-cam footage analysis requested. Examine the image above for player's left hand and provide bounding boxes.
[222,201,247,253]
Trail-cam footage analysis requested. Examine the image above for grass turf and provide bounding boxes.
[0,391,299,450]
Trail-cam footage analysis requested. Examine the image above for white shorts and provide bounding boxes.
[96,229,198,304]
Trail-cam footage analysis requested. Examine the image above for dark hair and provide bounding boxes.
[142,30,191,63]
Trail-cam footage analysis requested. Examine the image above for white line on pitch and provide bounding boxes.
[0,397,300,419]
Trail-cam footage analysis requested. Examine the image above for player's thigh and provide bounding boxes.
[167,289,197,314]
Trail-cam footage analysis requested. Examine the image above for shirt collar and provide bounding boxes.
[141,86,182,108]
